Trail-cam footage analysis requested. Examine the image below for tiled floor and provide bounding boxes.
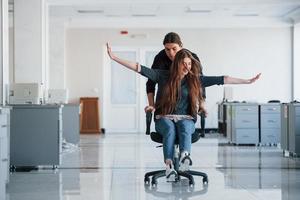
[4,133,300,200]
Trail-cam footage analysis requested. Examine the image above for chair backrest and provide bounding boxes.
[146,111,152,135]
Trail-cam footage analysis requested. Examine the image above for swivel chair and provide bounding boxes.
[144,112,208,187]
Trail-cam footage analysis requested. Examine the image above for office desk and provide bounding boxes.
[62,104,80,144]
[10,105,63,167]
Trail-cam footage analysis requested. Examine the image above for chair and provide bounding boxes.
[144,112,208,187]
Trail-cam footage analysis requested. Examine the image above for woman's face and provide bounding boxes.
[179,57,192,77]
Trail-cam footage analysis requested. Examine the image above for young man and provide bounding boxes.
[145,32,207,137]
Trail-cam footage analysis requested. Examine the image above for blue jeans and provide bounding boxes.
[155,117,195,161]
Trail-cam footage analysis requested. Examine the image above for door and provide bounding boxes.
[103,47,160,133]
[138,49,160,133]
[104,47,140,133]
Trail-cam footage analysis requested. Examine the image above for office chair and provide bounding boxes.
[144,112,208,187]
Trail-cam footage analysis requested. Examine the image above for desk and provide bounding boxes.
[10,105,63,167]
[62,104,80,144]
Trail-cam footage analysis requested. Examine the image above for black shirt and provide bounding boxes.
[146,49,206,97]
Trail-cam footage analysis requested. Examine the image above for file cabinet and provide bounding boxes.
[231,104,259,145]
[288,103,300,155]
[281,104,289,152]
[260,104,281,145]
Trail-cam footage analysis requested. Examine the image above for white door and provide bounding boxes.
[104,47,140,133]
[138,49,160,133]
[103,47,160,133]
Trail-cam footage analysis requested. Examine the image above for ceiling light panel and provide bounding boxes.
[186,5,214,13]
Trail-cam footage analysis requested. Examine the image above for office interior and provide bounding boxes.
[1,0,300,199]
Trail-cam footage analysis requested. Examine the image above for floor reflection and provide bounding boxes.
[144,179,208,200]
[4,133,300,200]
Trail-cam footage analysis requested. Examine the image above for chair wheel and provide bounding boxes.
[189,179,195,186]
[203,177,208,184]
[144,177,150,184]
[151,180,157,187]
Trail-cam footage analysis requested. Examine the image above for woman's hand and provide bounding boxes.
[224,73,262,84]
[106,42,115,60]
[144,105,155,113]
[248,73,261,83]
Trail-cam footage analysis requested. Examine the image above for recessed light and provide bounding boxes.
[77,10,104,14]
[131,14,156,17]
[234,13,259,17]
[186,7,212,13]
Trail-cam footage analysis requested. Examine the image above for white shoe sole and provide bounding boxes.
[166,173,176,182]
[179,157,192,171]
[166,170,177,182]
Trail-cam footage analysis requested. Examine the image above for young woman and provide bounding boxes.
[146,32,207,138]
[106,43,261,181]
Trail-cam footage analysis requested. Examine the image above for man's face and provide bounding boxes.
[164,43,182,61]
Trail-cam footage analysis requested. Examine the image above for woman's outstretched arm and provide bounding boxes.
[224,73,261,84]
[106,43,141,72]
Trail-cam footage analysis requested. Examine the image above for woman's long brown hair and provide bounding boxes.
[157,49,205,116]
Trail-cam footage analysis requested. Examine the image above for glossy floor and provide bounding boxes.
[4,133,300,200]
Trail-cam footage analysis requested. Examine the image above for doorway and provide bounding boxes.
[102,46,159,133]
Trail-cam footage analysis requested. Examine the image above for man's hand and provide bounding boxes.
[144,105,155,113]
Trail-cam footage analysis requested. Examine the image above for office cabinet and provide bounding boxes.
[218,102,230,137]
[281,104,289,152]
[231,104,259,145]
[80,97,100,133]
[225,103,232,142]
[288,103,300,155]
[62,104,80,144]
[10,105,63,167]
[260,104,281,145]
[280,103,300,155]
[218,103,225,134]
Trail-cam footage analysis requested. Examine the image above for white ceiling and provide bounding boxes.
[46,0,300,27]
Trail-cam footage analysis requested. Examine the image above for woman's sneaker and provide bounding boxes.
[165,164,177,182]
[179,152,193,171]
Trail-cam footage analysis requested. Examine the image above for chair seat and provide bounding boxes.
[150,131,200,144]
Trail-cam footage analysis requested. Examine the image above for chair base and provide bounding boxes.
[144,169,208,186]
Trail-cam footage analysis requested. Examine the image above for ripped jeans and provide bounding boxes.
[155,117,195,161]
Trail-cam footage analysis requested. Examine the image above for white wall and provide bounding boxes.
[49,17,65,89]
[64,28,292,129]
[14,0,46,84]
